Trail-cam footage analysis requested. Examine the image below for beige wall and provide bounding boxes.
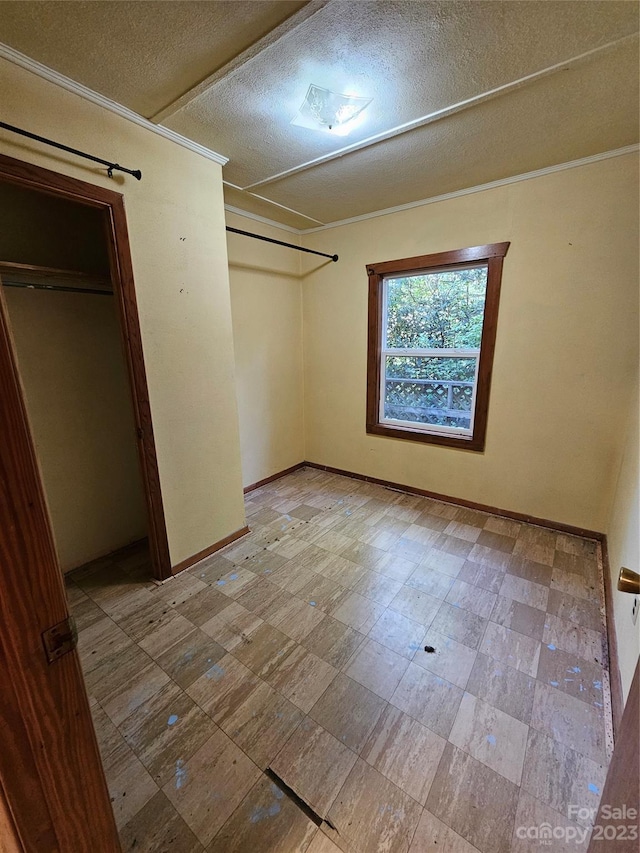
[302,154,639,533]
[226,211,304,487]
[606,383,640,703]
[5,288,147,571]
[0,58,246,567]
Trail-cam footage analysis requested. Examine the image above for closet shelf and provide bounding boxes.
[0,262,112,293]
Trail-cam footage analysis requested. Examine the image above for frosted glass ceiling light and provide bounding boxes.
[292,85,372,134]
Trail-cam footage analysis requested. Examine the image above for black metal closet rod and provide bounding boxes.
[2,281,113,296]
[0,121,142,180]
[226,225,338,262]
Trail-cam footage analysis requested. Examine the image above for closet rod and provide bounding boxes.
[0,121,142,180]
[2,281,113,296]
[226,226,338,262]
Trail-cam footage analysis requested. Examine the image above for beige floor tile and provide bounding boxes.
[512,527,557,566]
[299,575,351,614]
[390,662,463,738]
[270,718,357,817]
[72,594,106,632]
[362,705,445,804]
[333,591,385,633]
[352,570,403,606]
[102,659,171,727]
[368,608,426,659]
[339,539,387,569]
[268,534,311,559]
[409,809,481,853]
[118,600,186,644]
[327,760,422,853]
[405,564,454,599]
[232,622,298,679]
[162,729,260,846]
[310,673,386,753]
[303,617,366,669]
[446,579,496,618]
[211,566,259,598]
[432,533,475,559]
[505,557,553,587]
[430,602,487,649]
[521,728,606,827]
[266,595,326,642]
[78,616,132,674]
[426,743,519,853]
[84,642,149,704]
[187,653,261,724]
[199,602,263,651]
[103,741,158,830]
[241,549,289,577]
[476,530,516,554]
[318,554,369,589]
[530,683,606,763]
[553,549,598,576]
[268,561,318,594]
[420,548,466,577]
[174,587,230,627]
[236,578,290,617]
[412,630,477,689]
[374,553,417,582]
[480,622,541,676]
[120,681,217,786]
[468,543,516,572]
[307,832,343,853]
[499,574,549,611]
[555,535,597,558]
[402,523,441,547]
[155,573,208,608]
[188,553,236,585]
[344,638,410,699]
[542,614,605,666]
[221,680,304,768]
[413,511,450,532]
[137,612,196,658]
[208,775,317,853]
[491,596,545,641]
[389,586,441,626]
[119,790,204,853]
[546,589,602,633]
[457,559,505,594]
[156,628,226,689]
[449,693,529,785]
[389,536,430,564]
[443,520,483,543]
[550,568,599,604]
[91,702,126,762]
[483,516,522,539]
[512,789,591,852]
[536,645,605,707]
[466,653,536,724]
[267,646,337,712]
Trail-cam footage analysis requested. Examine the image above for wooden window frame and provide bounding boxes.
[366,242,510,452]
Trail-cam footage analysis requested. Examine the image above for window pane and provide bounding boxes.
[385,265,488,349]
[383,356,476,430]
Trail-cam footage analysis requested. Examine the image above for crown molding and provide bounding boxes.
[0,43,229,166]
[224,204,302,235]
[300,144,640,233]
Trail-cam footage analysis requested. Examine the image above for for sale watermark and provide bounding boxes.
[515,805,638,847]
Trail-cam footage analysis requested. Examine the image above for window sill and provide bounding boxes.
[366,421,486,452]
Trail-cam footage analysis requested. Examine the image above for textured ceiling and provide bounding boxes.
[0,1,637,229]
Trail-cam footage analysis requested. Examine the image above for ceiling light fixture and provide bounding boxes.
[292,85,372,135]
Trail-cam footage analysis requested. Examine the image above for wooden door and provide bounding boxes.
[0,278,120,851]
[588,659,639,851]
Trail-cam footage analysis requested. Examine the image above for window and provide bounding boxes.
[366,243,509,451]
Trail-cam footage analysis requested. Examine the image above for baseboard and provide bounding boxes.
[243,462,306,494]
[304,461,605,541]
[171,526,250,575]
[600,536,624,736]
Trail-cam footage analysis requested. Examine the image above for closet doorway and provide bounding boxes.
[0,153,171,581]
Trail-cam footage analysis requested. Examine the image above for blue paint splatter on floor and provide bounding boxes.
[250,801,281,823]
[216,579,226,586]
[593,680,602,691]
[486,734,496,746]
[175,759,186,790]
[550,681,559,687]
[229,573,239,581]
[588,783,600,795]
[570,666,581,673]
[205,663,225,680]
[167,714,179,726]
[547,644,556,650]
[309,601,317,607]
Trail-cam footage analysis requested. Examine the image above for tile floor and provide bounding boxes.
[67,467,613,853]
